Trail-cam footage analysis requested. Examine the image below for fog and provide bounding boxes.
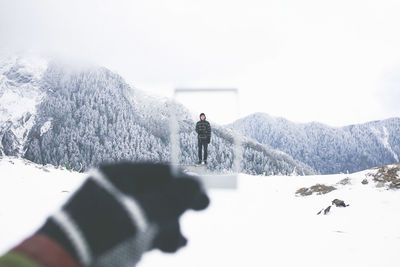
[1,0,399,126]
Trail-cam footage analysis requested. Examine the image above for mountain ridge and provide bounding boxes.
[229,112,400,174]
[0,55,314,176]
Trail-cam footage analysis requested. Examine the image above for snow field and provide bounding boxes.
[140,171,400,267]
[0,157,85,253]
[0,157,399,267]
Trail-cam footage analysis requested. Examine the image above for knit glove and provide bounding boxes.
[5,163,209,267]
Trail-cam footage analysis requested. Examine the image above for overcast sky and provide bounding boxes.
[1,0,399,126]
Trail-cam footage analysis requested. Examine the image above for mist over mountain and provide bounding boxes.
[0,55,314,176]
[229,113,400,174]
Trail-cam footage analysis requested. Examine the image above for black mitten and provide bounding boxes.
[36,162,209,267]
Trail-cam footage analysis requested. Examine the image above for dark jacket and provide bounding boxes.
[196,119,211,143]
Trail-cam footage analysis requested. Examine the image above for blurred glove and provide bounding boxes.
[1,163,209,267]
[206,137,210,144]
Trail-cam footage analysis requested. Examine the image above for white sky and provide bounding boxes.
[174,89,240,125]
[1,0,399,126]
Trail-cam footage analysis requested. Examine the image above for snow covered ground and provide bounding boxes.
[0,157,85,254]
[0,157,399,267]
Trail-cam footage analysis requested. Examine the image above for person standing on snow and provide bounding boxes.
[195,113,211,164]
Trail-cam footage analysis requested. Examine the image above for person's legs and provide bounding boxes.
[203,142,208,162]
[198,139,202,163]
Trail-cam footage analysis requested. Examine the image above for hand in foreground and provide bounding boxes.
[0,163,209,267]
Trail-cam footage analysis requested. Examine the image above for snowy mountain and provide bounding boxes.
[0,55,47,156]
[1,156,399,267]
[229,113,400,174]
[0,55,314,175]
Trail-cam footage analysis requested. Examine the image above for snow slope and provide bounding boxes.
[0,55,47,123]
[371,125,399,162]
[0,55,48,155]
[0,159,399,267]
